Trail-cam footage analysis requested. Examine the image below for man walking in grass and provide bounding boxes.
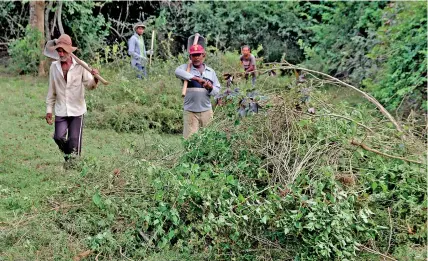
[175,44,221,139]
[45,34,99,166]
[128,22,153,79]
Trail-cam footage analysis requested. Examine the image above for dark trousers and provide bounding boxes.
[53,115,84,157]
[135,63,147,79]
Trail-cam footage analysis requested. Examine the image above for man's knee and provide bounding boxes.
[53,135,66,144]
[200,110,213,127]
[183,111,199,139]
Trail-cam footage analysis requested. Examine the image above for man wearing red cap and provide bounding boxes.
[45,34,100,166]
[175,44,221,139]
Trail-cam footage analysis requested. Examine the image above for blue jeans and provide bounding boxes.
[135,63,147,79]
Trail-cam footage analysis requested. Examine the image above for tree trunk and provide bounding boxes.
[57,1,64,35]
[44,0,53,41]
[30,1,46,76]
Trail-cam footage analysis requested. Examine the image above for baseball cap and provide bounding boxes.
[189,44,205,55]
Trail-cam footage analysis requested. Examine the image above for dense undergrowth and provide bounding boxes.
[40,51,427,260]
[0,48,426,260]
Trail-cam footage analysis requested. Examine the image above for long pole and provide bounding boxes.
[70,53,109,85]
[182,33,200,97]
[149,30,155,66]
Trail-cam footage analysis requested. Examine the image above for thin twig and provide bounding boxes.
[357,243,398,261]
[119,246,134,261]
[386,207,393,254]
[303,112,374,133]
[350,140,423,164]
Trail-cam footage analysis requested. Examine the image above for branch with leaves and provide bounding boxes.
[258,61,404,133]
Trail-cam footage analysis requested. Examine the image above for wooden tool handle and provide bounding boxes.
[70,53,109,85]
[181,33,200,97]
[150,30,155,66]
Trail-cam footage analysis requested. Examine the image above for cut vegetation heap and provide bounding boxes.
[1,51,426,261]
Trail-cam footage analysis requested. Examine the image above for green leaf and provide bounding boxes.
[92,190,104,209]
[238,194,245,203]
[261,215,268,224]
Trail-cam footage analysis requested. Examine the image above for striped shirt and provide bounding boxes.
[175,63,221,112]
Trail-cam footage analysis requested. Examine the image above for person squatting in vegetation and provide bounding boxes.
[128,22,154,79]
[240,45,257,87]
[45,34,100,164]
[175,44,221,139]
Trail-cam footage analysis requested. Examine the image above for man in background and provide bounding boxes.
[175,44,221,139]
[128,22,153,79]
[240,45,257,87]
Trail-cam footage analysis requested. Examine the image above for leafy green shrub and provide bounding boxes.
[85,57,186,134]
[159,1,307,63]
[63,1,110,60]
[7,25,43,74]
[364,2,427,115]
[298,2,384,84]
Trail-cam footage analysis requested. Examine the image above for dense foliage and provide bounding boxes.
[364,2,427,115]
[7,25,44,74]
[62,1,110,59]
[4,1,426,116]
[297,2,385,83]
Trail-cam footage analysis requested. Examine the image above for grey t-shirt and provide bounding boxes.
[240,54,256,70]
[175,64,221,112]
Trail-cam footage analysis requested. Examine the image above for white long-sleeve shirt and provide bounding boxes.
[46,58,97,116]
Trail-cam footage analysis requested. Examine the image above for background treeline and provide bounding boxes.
[1,1,426,120]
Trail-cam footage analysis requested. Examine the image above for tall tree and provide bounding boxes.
[29,0,45,76]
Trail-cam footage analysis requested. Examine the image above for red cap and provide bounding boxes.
[189,44,205,54]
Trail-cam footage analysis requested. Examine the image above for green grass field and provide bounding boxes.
[0,71,183,260]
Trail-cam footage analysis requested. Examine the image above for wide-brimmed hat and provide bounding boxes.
[189,44,205,54]
[133,22,146,31]
[49,34,77,53]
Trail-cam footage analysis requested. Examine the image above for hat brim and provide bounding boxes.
[49,43,77,53]
[134,25,146,31]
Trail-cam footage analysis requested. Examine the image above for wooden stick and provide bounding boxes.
[356,243,398,261]
[350,140,423,164]
[70,53,109,85]
[149,30,155,66]
[182,33,200,97]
